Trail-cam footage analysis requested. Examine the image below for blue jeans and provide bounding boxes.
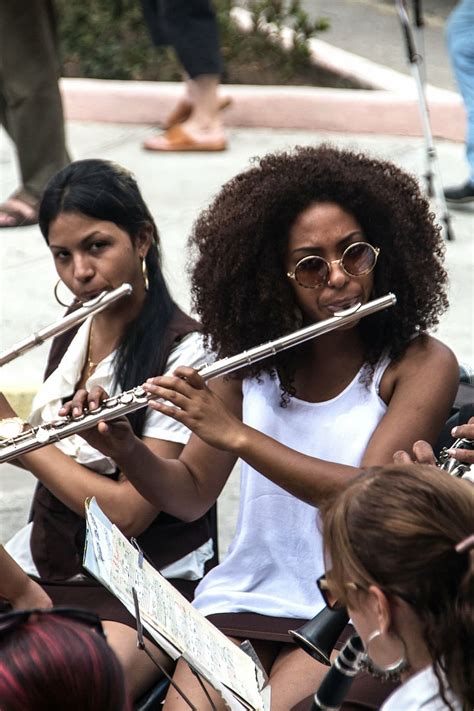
[446,0,474,184]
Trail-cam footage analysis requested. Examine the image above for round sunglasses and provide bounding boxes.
[287,242,380,289]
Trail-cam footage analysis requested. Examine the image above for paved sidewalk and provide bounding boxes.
[1,119,473,552]
[306,0,458,91]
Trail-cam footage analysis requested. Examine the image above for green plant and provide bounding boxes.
[56,0,330,85]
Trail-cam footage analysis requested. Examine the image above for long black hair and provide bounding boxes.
[39,159,175,436]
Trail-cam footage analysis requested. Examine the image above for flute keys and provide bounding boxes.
[133,386,148,401]
[105,397,118,409]
[35,427,51,444]
[120,392,134,405]
[0,417,24,439]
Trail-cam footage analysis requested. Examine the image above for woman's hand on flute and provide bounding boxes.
[59,386,137,459]
[143,366,247,453]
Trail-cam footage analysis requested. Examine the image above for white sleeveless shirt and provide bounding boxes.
[193,357,390,620]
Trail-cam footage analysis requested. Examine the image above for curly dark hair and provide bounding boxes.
[190,144,448,396]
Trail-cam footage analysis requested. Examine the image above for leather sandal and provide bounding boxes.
[163,96,232,130]
[0,189,39,228]
[143,125,227,153]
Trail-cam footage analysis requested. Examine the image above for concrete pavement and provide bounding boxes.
[306,0,458,91]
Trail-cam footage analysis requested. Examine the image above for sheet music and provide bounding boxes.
[84,498,269,711]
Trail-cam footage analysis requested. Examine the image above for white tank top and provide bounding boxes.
[193,357,390,620]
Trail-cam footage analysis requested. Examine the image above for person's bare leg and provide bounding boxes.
[144,75,226,151]
[161,636,324,710]
[182,75,224,138]
[268,645,330,711]
[103,620,173,700]
[163,656,227,710]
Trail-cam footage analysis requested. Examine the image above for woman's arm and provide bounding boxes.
[144,336,459,507]
[361,336,459,464]
[17,436,183,537]
[70,377,242,521]
[0,391,184,537]
[70,336,459,512]
[0,546,52,609]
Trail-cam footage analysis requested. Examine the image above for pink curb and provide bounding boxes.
[59,32,465,142]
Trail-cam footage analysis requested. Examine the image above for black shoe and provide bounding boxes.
[444,181,474,204]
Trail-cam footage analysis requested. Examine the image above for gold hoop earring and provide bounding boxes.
[360,629,410,682]
[142,258,149,292]
[54,279,72,308]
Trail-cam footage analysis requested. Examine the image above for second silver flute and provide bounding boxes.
[0,284,133,367]
[0,293,396,463]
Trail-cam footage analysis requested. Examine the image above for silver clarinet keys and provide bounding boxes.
[438,438,474,478]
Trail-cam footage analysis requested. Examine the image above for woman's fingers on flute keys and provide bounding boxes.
[58,386,109,418]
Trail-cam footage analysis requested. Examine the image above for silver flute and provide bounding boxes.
[0,293,396,463]
[0,284,133,367]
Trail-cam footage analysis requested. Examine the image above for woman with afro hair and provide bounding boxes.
[74,145,459,710]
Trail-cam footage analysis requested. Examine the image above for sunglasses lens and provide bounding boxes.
[317,576,335,608]
[342,243,377,276]
[294,256,328,287]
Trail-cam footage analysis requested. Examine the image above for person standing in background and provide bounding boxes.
[0,0,70,228]
[140,0,229,152]
[444,0,474,204]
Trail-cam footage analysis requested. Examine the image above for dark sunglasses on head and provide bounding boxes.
[0,607,106,638]
[316,574,345,610]
[317,574,418,611]
[287,242,380,289]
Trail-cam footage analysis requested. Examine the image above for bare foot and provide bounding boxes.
[163,95,232,130]
[0,193,39,228]
[143,124,227,152]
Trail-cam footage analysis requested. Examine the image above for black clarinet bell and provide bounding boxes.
[288,606,349,666]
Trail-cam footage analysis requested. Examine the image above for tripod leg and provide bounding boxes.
[396,0,455,240]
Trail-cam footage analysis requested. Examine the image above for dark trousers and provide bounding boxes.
[140,0,222,78]
[0,0,70,200]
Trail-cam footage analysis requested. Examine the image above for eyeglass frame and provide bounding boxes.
[0,606,106,638]
[316,574,417,610]
[316,574,348,610]
[287,241,380,289]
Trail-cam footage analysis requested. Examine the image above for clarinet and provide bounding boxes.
[0,284,133,367]
[438,438,474,478]
[0,293,396,463]
[311,635,365,711]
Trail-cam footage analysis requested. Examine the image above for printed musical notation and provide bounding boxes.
[84,498,269,711]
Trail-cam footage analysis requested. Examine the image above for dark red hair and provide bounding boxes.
[0,613,131,710]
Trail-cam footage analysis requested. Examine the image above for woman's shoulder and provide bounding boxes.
[400,334,458,372]
[379,335,458,404]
